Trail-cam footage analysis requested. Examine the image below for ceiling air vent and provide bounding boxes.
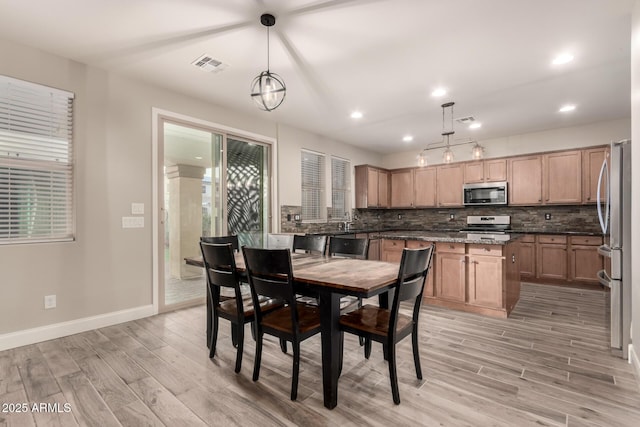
[191,54,228,73]
[455,115,476,124]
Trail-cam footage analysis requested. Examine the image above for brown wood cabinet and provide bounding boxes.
[436,164,464,207]
[435,243,466,302]
[518,234,536,279]
[467,245,504,309]
[381,239,404,263]
[464,159,507,183]
[543,150,582,204]
[355,165,389,208]
[390,169,414,207]
[414,167,437,207]
[536,235,568,280]
[582,146,609,204]
[569,235,603,284]
[356,232,380,260]
[508,155,543,205]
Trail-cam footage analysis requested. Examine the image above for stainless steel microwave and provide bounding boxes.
[463,181,508,206]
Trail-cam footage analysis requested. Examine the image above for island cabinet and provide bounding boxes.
[582,146,609,204]
[355,165,389,208]
[436,164,464,207]
[508,155,543,205]
[467,244,505,309]
[435,243,466,302]
[543,150,582,204]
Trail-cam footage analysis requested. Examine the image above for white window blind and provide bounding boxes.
[0,75,75,244]
[301,150,325,221]
[330,156,350,220]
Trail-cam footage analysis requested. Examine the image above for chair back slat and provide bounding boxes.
[328,236,369,259]
[201,235,240,252]
[292,234,327,255]
[200,242,240,290]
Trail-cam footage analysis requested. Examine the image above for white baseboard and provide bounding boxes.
[630,344,640,389]
[0,305,155,352]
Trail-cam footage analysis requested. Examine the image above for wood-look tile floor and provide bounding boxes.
[1,283,639,426]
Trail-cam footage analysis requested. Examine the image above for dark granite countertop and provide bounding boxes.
[312,228,602,237]
[377,231,521,245]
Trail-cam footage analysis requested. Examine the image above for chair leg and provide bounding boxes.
[209,312,219,359]
[253,331,263,382]
[339,332,344,376]
[234,323,244,373]
[387,343,400,405]
[291,341,300,401]
[364,338,372,359]
[250,321,256,341]
[412,324,422,380]
[280,338,287,353]
[231,324,238,348]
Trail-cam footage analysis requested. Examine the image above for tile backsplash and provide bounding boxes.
[280,204,601,234]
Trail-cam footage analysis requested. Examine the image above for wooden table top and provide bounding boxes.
[186,252,400,297]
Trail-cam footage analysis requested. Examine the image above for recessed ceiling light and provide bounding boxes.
[552,53,574,65]
[195,156,203,160]
[469,123,482,130]
[403,135,414,142]
[351,111,363,119]
[431,88,447,97]
[559,104,576,113]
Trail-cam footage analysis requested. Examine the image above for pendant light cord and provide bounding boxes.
[266,26,270,72]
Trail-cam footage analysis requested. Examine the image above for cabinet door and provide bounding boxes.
[414,167,437,207]
[378,170,389,208]
[390,169,414,207]
[468,255,503,308]
[381,239,403,263]
[570,245,603,283]
[367,168,379,207]
[368,238,381,261]
[407,240,435,298]
[519,242,536,278]
[436,252,466,301]
[464,162,484,183]
[582,147,608,204]
[436,164,464,207]
[484,159,507,182]
[537,243,567,280]
[544,150,582,204]
[508,155,542,205]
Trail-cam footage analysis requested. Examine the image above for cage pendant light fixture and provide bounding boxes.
[251,14,286,111]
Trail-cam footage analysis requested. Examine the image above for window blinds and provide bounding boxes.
[330,156,350,220]
[0,75,75,244]
[300,150,325,221]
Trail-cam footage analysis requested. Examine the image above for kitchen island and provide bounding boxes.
[379,231,521,318]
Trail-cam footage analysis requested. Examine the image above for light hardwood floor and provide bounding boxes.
[1,283,639,426]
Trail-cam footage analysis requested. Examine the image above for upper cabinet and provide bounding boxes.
[508,155,543,205]
[464,159,507,184]
[390,169,414,208]
[355,165,389,208]
[582,146,609,204]
[543,150,582,204]
[414,167,437,207]
[436,164,464,207]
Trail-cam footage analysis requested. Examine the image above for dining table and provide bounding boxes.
[185,251,400,409]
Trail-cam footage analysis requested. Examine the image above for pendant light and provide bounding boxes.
[417,149,428,167]
[471,142,484,160]
[250,14,286,111]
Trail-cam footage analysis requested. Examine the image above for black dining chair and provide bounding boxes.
[200,242,283,373]
[292,234,327,255]
[201,235,239,252]
[339,244,434,404]
[242,246,322,401]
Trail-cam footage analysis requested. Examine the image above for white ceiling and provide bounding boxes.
[0,0,633,154]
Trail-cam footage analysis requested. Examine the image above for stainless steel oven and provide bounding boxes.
[463,181,508,206]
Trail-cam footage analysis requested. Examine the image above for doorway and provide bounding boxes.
[154,112,274,313]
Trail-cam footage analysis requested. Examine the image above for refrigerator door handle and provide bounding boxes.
[596,156,609,235]
[597,244,612,258]
[597,269,611,288]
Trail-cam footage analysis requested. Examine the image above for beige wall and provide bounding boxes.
[382,118,631,170]
[0,37,381,337]
[631,0,640,369]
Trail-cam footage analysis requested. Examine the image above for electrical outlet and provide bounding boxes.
[287,214,291,221]
[397,214,403,220]
[545,213,552,220]
[44,294,56,309]
[294,214,300,221]
[449,213,455,220]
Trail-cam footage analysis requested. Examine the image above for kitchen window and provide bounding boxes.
[300,149,325,222]
[0,75,75,244]
[330,156,350,220]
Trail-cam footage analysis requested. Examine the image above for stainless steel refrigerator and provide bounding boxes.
[597,139,632,359]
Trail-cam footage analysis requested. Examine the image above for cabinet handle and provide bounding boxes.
[512,254,516,263]
[538,198,542,202]
[587,196,591,200]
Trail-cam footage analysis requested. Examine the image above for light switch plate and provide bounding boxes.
[122,216,145,228]
[131,203,144,215]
